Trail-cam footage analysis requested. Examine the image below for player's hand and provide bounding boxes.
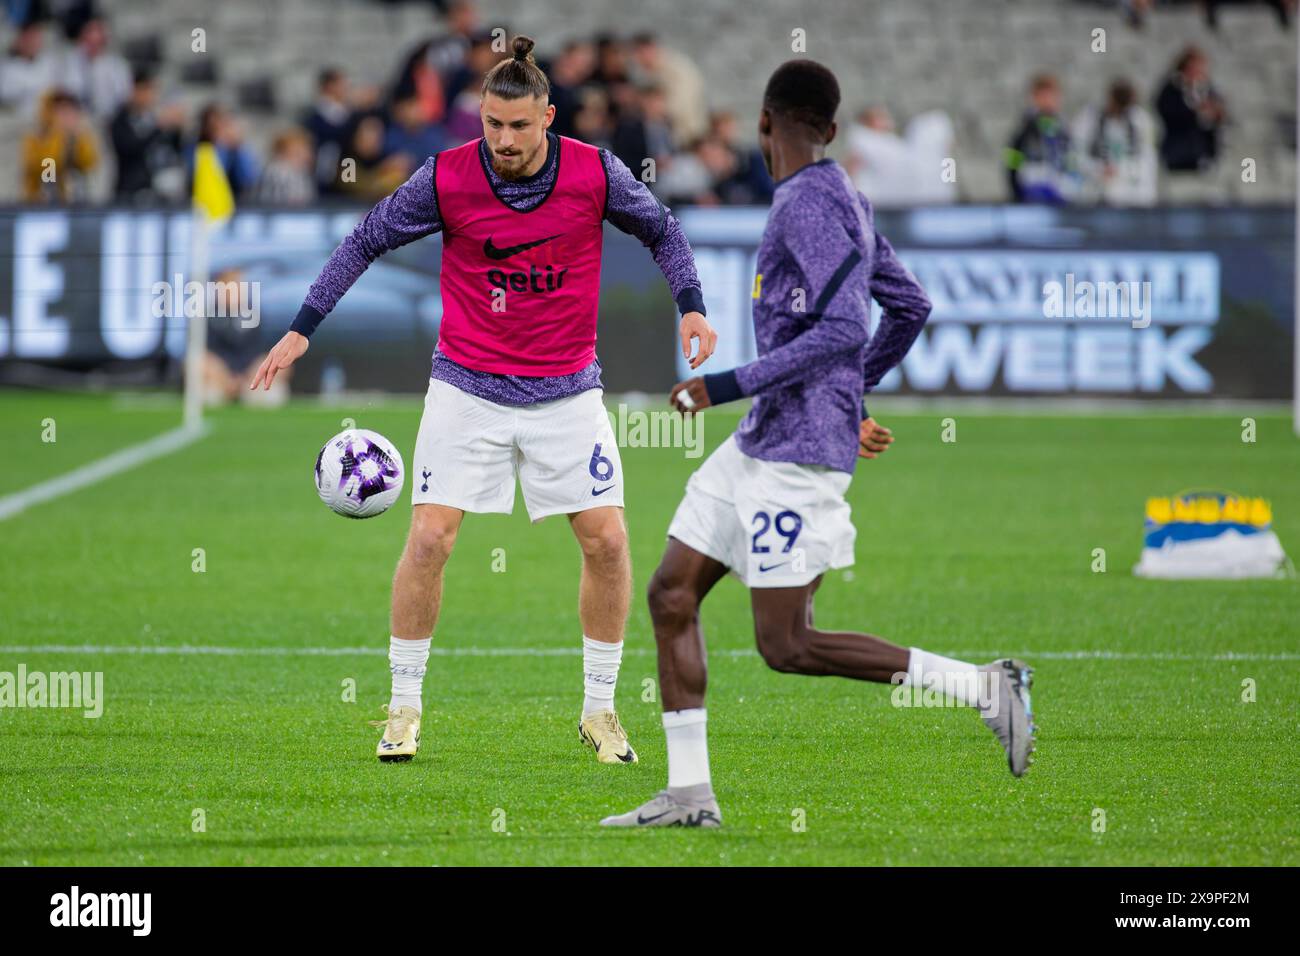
[670,377,711,416]
[249,331,309,391]
[858,417,893,459]
[679,311,716,370]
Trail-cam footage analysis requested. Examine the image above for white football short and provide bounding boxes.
[410,378,624,521]
[667,435,855,588]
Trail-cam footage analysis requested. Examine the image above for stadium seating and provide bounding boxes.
[2,0,1295,203]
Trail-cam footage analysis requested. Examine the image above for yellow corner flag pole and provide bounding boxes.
[185,142,236,430]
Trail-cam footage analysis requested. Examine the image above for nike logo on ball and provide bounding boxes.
[483,234,560,260]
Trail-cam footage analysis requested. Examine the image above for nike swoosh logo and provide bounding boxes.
[758,562,788,572]
[591,485,616,497]
[637,810,673,824]
[483,234,561,260]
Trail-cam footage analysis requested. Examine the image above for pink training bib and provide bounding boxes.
[434,135,607,376]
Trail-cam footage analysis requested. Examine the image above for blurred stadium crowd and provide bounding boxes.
[0,0,1294,208]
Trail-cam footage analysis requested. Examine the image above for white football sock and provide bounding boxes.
[389,636,430,714]
[582,635,622,715]
[663,708,711,789]
[905,647,982,708]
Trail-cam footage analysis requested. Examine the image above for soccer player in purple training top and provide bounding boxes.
[249,36,717,766]
[602,60,1036,828]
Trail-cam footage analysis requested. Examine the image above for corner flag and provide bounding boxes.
[192,142,235,223]
[184,143,235,429]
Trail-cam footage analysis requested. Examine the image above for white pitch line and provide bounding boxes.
[0,644,577,658]
[0,644,1297,662]
[0,423,208,522]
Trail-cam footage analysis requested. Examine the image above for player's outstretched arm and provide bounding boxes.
[251,158,443,390]
[679,311,716,370]
[672,197,872,414]
[670,291,867,415]
[249,330,308,391]
[670,293,867,415]
[600,149,716,369]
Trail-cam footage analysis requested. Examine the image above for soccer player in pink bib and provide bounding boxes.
[251,36,716,765]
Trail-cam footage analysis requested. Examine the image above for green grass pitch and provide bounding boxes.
[1,391,1297,866]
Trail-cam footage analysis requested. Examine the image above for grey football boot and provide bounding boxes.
[978,658,1037,776]
[600,784,722,828]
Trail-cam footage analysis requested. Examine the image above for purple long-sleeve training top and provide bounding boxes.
[289,131,705,406]
[701,158,932,474]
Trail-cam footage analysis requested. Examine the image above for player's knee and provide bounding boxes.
[647,572,696,631]
[753,618,802,673]
[407,514,458,568]
[575,519,628,569]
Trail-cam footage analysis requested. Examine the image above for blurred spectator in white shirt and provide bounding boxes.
[0,20,56,119]
[657,136,732,207]
[56,16,131,123]
[847,106,957,206]
[846,107,912,203]
[629,32,708,144]
[901,109,957,205]
[1073,78,1158,206]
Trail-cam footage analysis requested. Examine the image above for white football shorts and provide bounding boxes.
[410,378,624,521]
[667,434,855,588]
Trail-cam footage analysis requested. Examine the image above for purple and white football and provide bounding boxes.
[314,428,405,518]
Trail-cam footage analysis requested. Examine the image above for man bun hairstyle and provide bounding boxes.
[763,59,840,136]
[482,35,550,100]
